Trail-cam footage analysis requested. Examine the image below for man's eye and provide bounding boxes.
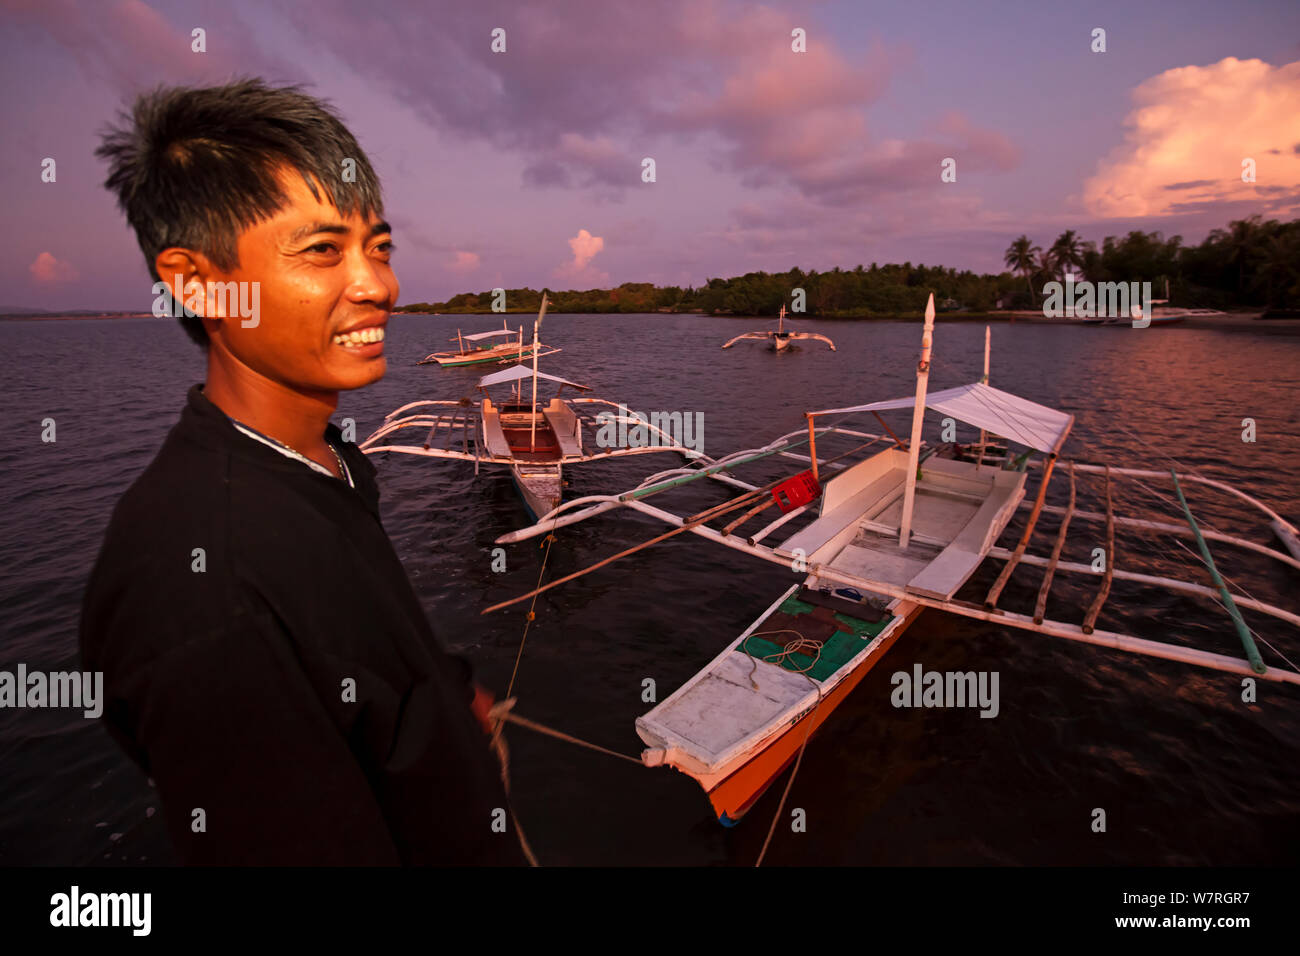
[375,241,395,254]
[305,242,338,254]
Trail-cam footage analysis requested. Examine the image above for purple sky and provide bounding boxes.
[3,0,1299,310]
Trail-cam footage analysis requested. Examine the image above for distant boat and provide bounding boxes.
[1078,279,1225,326]
[417,319,560,367]
[722,306,836,352]
[1080,305,1225,326]
[364,296,701,519]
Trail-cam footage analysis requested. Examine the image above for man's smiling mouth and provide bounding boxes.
[332,327,386,349]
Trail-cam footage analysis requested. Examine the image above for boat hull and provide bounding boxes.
[703,599,922,823]
[422,342,541,367]
[638,593,924,825]
[511,463,562,521]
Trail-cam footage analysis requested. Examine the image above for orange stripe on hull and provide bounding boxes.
[704,601,924,823]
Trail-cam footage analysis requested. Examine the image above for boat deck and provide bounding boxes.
[637,587,896,768]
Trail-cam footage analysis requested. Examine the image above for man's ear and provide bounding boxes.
[155,248,225,329]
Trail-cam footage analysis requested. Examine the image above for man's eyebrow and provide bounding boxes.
[287,220,393,243]
[288,221,349,244]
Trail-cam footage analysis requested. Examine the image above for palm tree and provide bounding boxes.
[1033,250,1057,301]
[1004,235,1041,301]
[1050,230,1084,280]
[1209,216,1264,295]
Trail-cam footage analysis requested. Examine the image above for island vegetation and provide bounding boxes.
[396,215,1298,317]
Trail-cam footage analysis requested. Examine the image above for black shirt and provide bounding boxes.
[80,384,525,865]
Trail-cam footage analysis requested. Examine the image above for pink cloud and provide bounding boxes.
[272,0,1016,207]
[29,251,77,283]
[0,0,304,95]
[449,250,480,272]
[555,229,608,284]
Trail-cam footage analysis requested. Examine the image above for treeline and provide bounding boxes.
[396,215,1299,316]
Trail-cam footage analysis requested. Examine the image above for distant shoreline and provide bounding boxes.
[0,312,154,320]
[5,309,1292,333]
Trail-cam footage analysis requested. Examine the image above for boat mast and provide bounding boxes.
[778,304,785,333]
[977,324,990,471]
[898,293,935,548]
[530,293,549,451]
[457,328,465,353]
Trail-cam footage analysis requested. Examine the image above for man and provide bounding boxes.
[81,79,525,865]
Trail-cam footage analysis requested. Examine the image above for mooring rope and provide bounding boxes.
[741,627,825,867]
[489,531,559,867]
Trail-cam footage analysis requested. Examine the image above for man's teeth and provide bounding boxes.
[332,327,386,347]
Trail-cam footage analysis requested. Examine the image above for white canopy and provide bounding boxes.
[463,328,520,342]
[812,382,1073,454]
[476,364,590,391]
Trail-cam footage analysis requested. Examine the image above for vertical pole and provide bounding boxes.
[806,413,818,484]
[530,294,548,452]
[899,293,936,549]
[977,324,990,470]
[457,328,465,353]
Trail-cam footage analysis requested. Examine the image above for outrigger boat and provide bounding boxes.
[417,318,560,367]
[722,305,837,352]
[487,294,1300,826]
[363,296,703,519]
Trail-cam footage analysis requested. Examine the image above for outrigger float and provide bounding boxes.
[486,294,1300,826]
[363,295,708,519]
[417,318,560,367]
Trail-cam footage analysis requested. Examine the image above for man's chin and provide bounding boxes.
[328,355,387,391]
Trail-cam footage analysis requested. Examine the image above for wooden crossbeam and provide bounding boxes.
[985,454,1058,609]
[482,475,793,616]
[1082,464,1115,634]
[871,411,907,450]
[422,414,444,450]
[443,411,462,451]
[1033,461,1075,623]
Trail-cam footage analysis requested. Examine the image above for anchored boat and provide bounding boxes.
[722,305,837,352]
[487,293,1300,825]
[417,318,560,367]
[363,296,705,519]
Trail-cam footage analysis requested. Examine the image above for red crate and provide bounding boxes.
[771,470,821,513]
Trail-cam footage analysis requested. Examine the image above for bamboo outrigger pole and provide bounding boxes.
[899,293,936,548]
[530,294,548,452]
[1171,470,1266,674]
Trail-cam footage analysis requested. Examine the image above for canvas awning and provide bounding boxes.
[476,364,590,391]
[463,328,519,342]
[811,382,1073,454]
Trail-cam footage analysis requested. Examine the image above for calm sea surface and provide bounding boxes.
[2,313,1298,865]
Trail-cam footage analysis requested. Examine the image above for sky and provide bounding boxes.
[2,0,1299,310]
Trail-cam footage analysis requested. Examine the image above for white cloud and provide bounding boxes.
[1081,57,1300,218]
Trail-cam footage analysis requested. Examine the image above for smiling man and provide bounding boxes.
[81,79,524,865]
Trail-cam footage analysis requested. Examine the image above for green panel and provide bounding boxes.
[741,610,894,682]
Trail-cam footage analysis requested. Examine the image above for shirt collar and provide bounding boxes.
[181,383,381,516]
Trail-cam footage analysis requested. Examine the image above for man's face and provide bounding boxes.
[197,168,398,393]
